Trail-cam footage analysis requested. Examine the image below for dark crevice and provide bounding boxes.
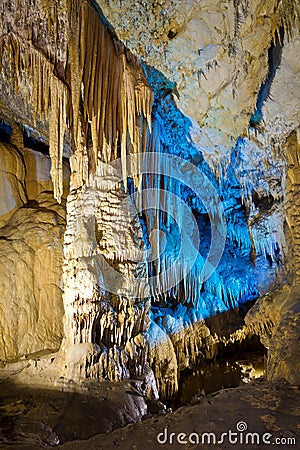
[23,128,50,155]
[174,339,266,408]
[250,27,284,127]
[167,29,178,39]
[0,118,52,157]
[0,119,12,143]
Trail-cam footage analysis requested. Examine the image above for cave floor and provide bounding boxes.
[0,369,299,449]
[59,380,300,450]
[0,359,147,448]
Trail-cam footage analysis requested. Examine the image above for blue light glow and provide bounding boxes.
[140,66,285,338]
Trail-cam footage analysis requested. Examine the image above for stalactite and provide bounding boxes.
[0,0,70,200]
[275,0,300,42]
[0,0,153,201]
[67,0,153,190]
[0,35,69,202]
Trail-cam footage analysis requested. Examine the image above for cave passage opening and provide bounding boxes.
[250,27,284,127]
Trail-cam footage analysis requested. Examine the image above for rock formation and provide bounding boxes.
[0,0,300,411]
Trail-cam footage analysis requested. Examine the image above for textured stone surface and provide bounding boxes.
[59,380,300,449]
[0,0,300,408]
[0,205,65,360]
[62,164,151,383]
[0,360,148,447]
[263,36,300,140]
[0,140,67,360]
[267,304,300,384]
[0,143,27,227]
[23,148,70,201]
[98,0,299,150]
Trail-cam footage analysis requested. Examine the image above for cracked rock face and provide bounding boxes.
[98,0,299,149]
[96,0,300,391]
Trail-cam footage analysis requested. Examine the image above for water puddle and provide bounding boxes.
[175,350,266,407]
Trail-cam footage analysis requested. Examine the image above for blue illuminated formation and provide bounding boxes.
[140,66,285,333]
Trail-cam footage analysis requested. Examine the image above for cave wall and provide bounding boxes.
[0,139,69,360]
[0,0,70,360]
[0,0,153,373]
[62,164,151,382]
[99,0,300,152]
[0,0,299,396]
[97,0,300,394]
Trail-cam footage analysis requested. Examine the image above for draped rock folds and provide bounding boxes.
[0,0,154,385]
[68,0,153,192]
[1,0,300,401]
[0,0,153,202]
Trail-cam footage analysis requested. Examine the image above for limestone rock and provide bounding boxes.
[98,0,300,149]
[0,205,65,360]
[0,142,27,228]
[267,304,300,384]
[0,0,300,403]
[62,163,151,382]
[23,148,70,201]
[147,320,178,399]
